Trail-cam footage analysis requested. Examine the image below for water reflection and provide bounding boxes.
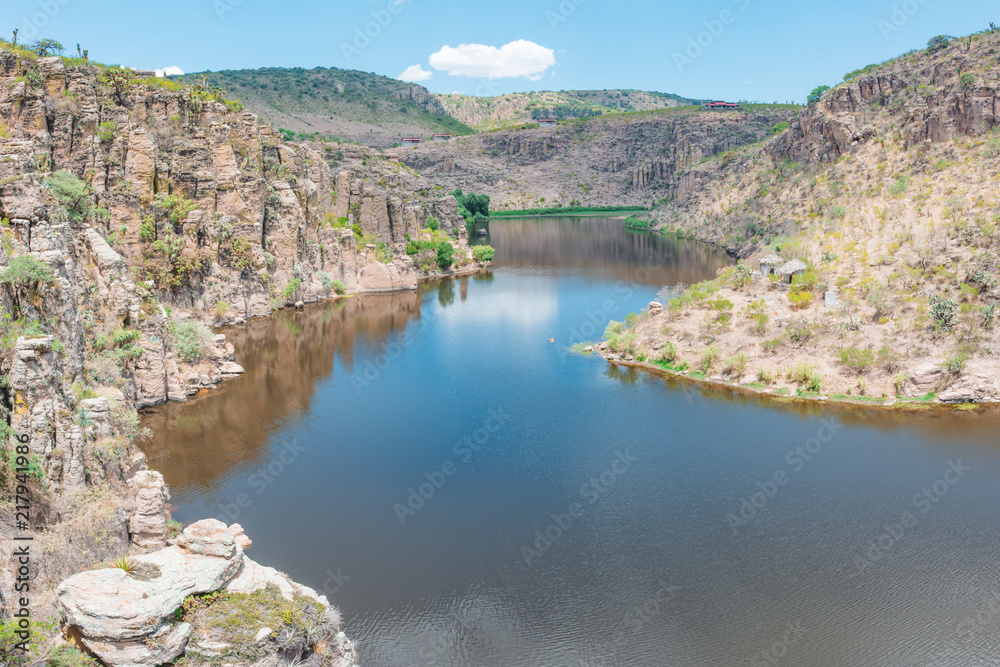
[141,291,423,493]
[478,215,731,284]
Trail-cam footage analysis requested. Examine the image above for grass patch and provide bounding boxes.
[490,205,647,217]
[177,586,340,663]
[901,392,937,404]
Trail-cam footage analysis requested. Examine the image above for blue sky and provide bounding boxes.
[5,0,995,102]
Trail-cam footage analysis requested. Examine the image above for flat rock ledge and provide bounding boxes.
[55,519,356,667]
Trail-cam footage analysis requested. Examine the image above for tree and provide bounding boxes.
[45,170,94,224]
[807,85,830,106]
[100,66,136,107]
[30,38,64,56]
[0,255,56,316]
[927,35,954,53]
[436,240,454,271]
[11,29,17,46]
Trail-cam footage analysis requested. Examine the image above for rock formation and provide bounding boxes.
[56,519,355,667]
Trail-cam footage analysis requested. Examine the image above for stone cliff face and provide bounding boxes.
[0,47,477,665]
[394,109,796,209]
[647,32,1000,257]
[771,39,1000,163]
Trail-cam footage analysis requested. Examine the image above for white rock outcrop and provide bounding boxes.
[56,519,352,667]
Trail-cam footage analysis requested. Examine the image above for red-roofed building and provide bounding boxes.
[401,137,422,146]
[538,118,558,127]
[703,101,741,110]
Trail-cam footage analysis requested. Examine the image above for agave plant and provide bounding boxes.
[112,555,136,573]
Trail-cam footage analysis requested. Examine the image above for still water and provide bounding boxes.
[143,216,1000,666]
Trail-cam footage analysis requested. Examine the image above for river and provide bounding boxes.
[142,216,1000,666]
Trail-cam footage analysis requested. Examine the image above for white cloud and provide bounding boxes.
[429,39,556,80]
[155,66,184,78]
[397,64,433,83]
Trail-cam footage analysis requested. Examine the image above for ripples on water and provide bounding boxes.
[143,217,1000,666]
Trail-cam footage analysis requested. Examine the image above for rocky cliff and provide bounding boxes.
[600,29,1000,407]
[394,107,797,210]
[0,43,481,665]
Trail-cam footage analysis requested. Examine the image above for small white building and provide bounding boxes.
[779,259,808,285]
[401,137,422,146]
[759,254,784,277]
[538,118,558,127]
[433,134,452,142]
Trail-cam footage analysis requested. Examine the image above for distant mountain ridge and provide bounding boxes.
[179,67,474,147]
[435,89,705,130]
[177,67,709,144]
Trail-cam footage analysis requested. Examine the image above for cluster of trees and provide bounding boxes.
[530,106,602,120]
[452,190,490,224]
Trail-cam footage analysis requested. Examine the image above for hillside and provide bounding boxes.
[394,105,798,210]
[436,89,703,130]
[180,67,474,147]
[599,29,1000,406]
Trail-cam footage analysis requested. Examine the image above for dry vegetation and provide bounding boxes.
[601,29,1000,405]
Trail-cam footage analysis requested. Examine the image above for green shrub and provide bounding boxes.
[153,192,197,229]
[110,328,141,348]
[788,288,813,310]
[47,644,99,667]
[660,341,677,363]
[807,85,830,105]
[699,344,721,373]
[332,279,347,295]
[139,215,156,243]
[756,367,774,384]
[786,319,813,343]
[471,245,496,263]
[281,277,301,301]
[316,271,334,291]
[426,216,440,231]
[169,321,212,362]
[624,215,652,230]
[97,121,117,144]
[604,320,624,339]
[944,352,968,374]
[889,175,909,197]
[745,300,769,335]
[723,352,749,377]
[214,301,230,318]
[838,346,875,374]
[0,254,56,287]
[436,240,454,270]
[45,170,96,223]
[877,345,902,372]
[788,362,816,385]
[929,295,958,331]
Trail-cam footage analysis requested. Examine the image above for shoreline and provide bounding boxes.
[592,350,994,413]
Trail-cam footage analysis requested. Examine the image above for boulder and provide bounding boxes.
[176,518,237,558]
[219,361,245,376]
[55,520,243,667]
[648,301,663,314]
[906,363,946,397]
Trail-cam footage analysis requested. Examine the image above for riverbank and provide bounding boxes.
[595,352,988,413]
[590,277,1000,410]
